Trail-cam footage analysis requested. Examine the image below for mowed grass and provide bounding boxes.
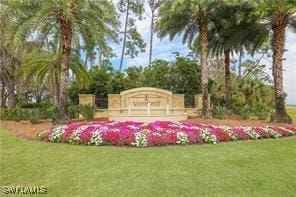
[287,107,296,122]
[1,127,296,197]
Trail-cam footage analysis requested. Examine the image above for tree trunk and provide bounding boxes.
[50,68,56,104]
[119,0,130,71]
[51,67,59,105]
[55,71,60,105]
[5,70,16,109]
[0,81,6,108]
[97,47,102,67]
[58,15,72,124]
[271,23,292,124]
[224,49,232,110]
[198,13,210,118]
[6,81,15,108]
[84,53,88,69]
[245,93,252,106]
[238,47,243,78]
[149,9,154,65]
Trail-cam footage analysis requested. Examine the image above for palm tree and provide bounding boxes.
[2,0,119,123]
[239,78,263,105]
[253,0,295,123]
[157,0,218,118]
[208,2,269,110]
[0,16,36,108]
[21,44,90,106]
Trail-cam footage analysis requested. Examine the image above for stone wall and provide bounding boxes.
[79,90,210,119]
[171,94,184,108]
[194,94,210,109]
[108,94,121,109]
[79,92,210,110]
[79,94,95,106]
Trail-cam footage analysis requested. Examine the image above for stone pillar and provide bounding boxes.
[79,94,96,106]
[195,94,210,109]
[108,94,121,109]
[172,94,185,108]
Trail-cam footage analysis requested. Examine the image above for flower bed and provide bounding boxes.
[38,121,296,147]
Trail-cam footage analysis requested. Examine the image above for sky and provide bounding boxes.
[103,1,296,105]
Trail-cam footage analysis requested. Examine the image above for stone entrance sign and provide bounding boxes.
[107,87,187,121]
[79,87,209,120]
[108,87,185,111]
[121,87,172,109]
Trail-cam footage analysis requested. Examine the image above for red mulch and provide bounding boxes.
[0,120,53,140]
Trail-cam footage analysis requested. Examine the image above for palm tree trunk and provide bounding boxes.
[1,81,6,108]
[58,16,72,124]
[245,93,252,106]
[55,72,60,105]
[6,77,15,108]
[119,0,130,71]
[84,53,88,68]
[51,68,59,105]
[50,68,55,104]
[149,9,154,65]
[198,13,210,118]
[238,47,243,78]
[98,48,102,67]
[224,49,232,110]
[271,24,292,124]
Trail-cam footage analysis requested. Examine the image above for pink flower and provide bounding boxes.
[39,121,296,147]
[231,127,251,140]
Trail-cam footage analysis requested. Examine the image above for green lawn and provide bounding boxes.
[287,107,296,122]
[1,126,296,197]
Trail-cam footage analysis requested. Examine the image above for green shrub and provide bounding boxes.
[1,109,13,120]
[239,105,252,120]
[212,105,227,120]
[79,105,96,121]
[68,105,79,119]
[2,108,25,121]
[1,107,49,122]
[7,109,23,122]
[19,102,51,109]
[0,109,10,120]
[253,104,271,120]
[28,109,40,124]
[47,105,59,121]
[19,102,53,119]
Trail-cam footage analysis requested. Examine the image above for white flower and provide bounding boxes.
[200,128,217,144]
[176,132,189,145]
[244,127,260,139]
[89,130,103,145]
[263,128,281,138]
[49,126,66,142]
[132,131,148,147]
[224,128,237,141]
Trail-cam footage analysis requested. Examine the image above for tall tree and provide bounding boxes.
[254,0,295,123]
[118,0,146,71]
[208,2,268,110]
[147,0,163,65]
[2,0,119,123]
[0,16,23,108]
[21,46,90,105]
[157,0,216,118]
